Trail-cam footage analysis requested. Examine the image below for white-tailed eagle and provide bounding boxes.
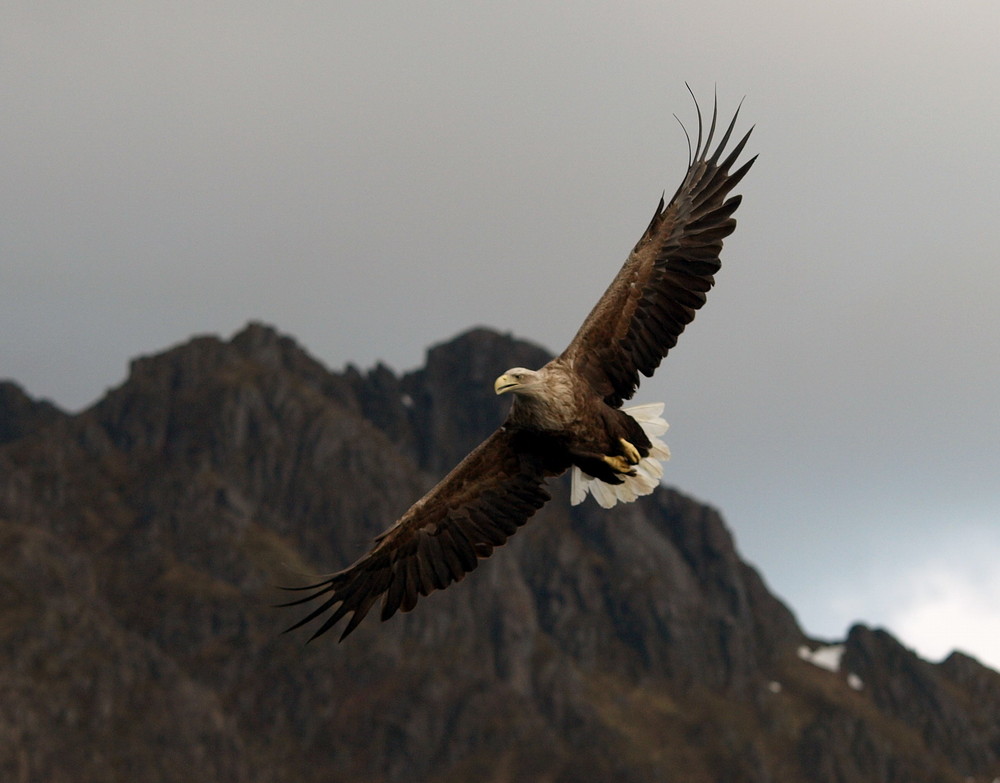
[282,92,755,641]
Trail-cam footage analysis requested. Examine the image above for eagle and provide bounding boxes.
[281,92,755,641]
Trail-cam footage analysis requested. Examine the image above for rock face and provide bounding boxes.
[0,382,64,445]
[1,323,998,783]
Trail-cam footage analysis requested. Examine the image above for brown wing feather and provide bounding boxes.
[561,90,756,407]
[279,428,569,641]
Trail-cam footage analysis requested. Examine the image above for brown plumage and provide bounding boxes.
[563,92,755,407]
[280,91,756,641]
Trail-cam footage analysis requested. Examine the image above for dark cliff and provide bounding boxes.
[1,323,998,783]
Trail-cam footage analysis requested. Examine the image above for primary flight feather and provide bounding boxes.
[281,91,756,641]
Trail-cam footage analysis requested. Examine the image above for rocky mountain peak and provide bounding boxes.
[1,323,998,783]
[0,381,64,445]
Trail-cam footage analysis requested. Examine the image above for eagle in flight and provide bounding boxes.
[282,92,755,641]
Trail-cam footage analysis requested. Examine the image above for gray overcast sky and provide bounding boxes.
[3,2,999,668]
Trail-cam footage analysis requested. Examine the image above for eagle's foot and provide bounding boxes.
[619,438,641,465]
[602,453,636,475]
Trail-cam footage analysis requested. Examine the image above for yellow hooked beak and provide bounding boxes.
[494,373,519,395]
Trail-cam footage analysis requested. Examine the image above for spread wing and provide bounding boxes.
[561,91,756,407]
[279,428,570,641]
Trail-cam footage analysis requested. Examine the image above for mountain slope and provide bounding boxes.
[1,323,997,782]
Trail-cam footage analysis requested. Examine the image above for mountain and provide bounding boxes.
[1,323,998,783]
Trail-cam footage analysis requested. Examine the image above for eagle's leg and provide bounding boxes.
[601,453,636,475]
[569,448,628,483]
[619,438,641,465]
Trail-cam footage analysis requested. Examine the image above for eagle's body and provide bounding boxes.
[282,92,756,641]
[499,361,662,497]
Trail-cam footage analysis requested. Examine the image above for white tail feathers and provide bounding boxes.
[570,403,671,508]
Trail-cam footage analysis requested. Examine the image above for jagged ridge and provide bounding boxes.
[0,323,998,783]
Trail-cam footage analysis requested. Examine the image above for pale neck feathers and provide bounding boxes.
[507,362,579,431]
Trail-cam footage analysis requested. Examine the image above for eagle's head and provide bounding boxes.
[494,367,543,397]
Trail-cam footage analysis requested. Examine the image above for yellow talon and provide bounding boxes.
[602,454,634,474]
[619,438,641,465]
